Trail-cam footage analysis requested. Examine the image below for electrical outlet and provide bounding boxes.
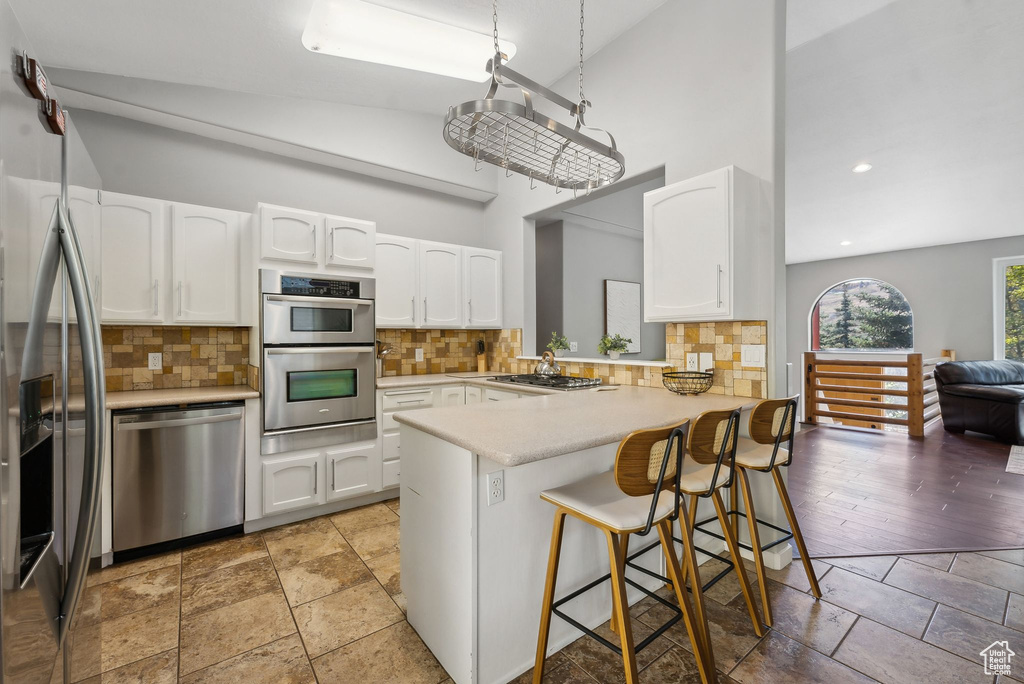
[569,341,578,352]
[415,348,424,362]
[486,470,504,506]
[685,353,698,371]
[148,352,162,370]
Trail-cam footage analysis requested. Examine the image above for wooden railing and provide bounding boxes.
[803,350,956,438]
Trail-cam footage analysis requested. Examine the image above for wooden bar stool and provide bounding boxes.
[533,421,716,684]
[624,410,766,640]
[713,396,821,627]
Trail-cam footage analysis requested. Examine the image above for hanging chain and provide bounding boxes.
[578,0,586,105]
[493,0,500,57]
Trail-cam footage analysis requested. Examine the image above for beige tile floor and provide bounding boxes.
[73,500,1024,683]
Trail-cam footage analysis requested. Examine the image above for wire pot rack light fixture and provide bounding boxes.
[443,0,624,195]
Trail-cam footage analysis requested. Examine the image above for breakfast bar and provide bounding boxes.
[395,386,792,684]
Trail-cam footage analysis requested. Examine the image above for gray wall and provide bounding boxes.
[535,221,666,361]
[72,110,491,247]
[534,222,563,353]
[786,235,1024,370]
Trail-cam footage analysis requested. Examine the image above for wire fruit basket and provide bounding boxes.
[663,371,714,396]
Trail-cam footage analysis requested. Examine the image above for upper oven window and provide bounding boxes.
[290,307,353,333]
[287,369,358,402]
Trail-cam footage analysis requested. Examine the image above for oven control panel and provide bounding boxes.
[280,276,360,298]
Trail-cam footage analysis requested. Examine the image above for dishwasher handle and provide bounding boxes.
[116,411,242,431]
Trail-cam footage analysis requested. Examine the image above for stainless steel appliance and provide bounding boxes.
[112,404,244,556]
[492,374,603,390]
[1,7,106,680]
[261,270,377,437]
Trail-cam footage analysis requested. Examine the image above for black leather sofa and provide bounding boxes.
[934,360,1024,445]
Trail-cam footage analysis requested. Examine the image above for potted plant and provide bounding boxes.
[598,334,631,360]
[547,332,570,357]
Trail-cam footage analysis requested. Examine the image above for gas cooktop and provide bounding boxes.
[492,374,602,391]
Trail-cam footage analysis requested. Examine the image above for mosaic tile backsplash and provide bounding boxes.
[380,321,768,398]
[102,326,251,392]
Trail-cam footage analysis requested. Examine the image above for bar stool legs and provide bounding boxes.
[609,533,630,636]
[675,498,715,676]
[605,530,639,683]
[657,519,714,684]
[772,469,822,598]
[710,490,765,637]
[736,469,772,626]
[534,511,567,682]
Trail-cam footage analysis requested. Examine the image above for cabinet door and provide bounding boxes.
[485,388,520,402]
[326,216,375,270]
[375,234,418,327]
[259,204,321,265]
[463,248,502,328]
[101,192,166,322]
[171,203,240,323]
[643,168,731,321]
[326,443,382,501]
[419,241,463,328]
[439,386,465,406]
[465,386,482,404]
[262,451,325,515]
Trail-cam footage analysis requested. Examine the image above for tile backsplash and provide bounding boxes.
[377,328,522,376]
[666,321,768,398]
[102,326,250,392]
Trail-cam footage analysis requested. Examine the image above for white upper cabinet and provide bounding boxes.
[259,204,321,266]
[171,203,241,323]
[326,216,376,270]
[101,192,167,322]
[643,166,765,322]
[419,241,463,328]
[375,234,419,327]
[463,248,502,329]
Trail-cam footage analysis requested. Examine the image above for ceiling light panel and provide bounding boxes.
[852,163,873,173]
[302,0,517,82]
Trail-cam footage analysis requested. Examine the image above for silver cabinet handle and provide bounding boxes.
[177,281,183,317]
[265,294,371,306]
[410,296,415,322]
[468,298,473,323]
[329,226,336,261]
[153,279,159,316]
[717,264,723,308]
[423,297,427,322]
[311,224,317,260]
[331,459,336,491]
[313,461,318,495]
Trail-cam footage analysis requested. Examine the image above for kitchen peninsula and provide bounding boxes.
[395,386,791,684]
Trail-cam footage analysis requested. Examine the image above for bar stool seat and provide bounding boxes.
[733,441,789,469]
[540,471,677,530]
[678,464,732,494]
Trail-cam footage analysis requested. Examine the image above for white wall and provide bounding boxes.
[786,235,1024,370]
[72,110,491,248]
[482,0,786,386]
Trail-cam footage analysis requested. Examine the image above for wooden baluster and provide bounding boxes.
[907,353,924,438]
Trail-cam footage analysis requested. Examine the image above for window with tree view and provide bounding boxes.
[1004,264,1024,361]
[811,279,913,351]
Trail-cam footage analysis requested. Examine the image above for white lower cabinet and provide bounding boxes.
[262,450,325,515]
[484,388,521,402]
[326,443,382,501]
[440,386,466,406]
[466,386,482,404]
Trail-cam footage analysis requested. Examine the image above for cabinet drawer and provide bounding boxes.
[382,390,434,410]
[485,388,520,402]
[383,432,401,462]
[382,411,401,431]
[383,458,400,488]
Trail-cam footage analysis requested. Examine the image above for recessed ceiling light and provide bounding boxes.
[840,240,852,246]
[852,163,873,173]
[302,0,517,82]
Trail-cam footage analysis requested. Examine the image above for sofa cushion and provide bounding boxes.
[941,383,1024,405]
[934,360,1024,387]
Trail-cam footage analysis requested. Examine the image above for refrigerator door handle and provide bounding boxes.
[53,200,106,648]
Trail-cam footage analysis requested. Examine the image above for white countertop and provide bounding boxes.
[106,385,259,410]
[394,385,754,467]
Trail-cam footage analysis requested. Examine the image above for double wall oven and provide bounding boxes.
[261,270,376,452]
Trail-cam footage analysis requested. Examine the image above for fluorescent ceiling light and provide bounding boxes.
[840,240,852,246]
[302,0,517,82]
[852,163,873,173]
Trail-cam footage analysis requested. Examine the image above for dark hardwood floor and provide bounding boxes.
[787,422,1024,557]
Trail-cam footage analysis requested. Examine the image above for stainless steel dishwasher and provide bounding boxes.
[112,402,244,555]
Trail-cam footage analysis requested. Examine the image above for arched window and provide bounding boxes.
[810,279,913,351]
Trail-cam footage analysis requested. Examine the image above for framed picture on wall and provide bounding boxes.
[604,280,641,354]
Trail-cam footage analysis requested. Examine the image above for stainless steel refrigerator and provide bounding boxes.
[0,1,106,681]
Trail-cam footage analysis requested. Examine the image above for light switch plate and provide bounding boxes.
[147,352,162,370]
[699,353,714,373]
[685,353,698,371]
[415,348,424,362]
[569,341,578,352]
[741,344,766,368]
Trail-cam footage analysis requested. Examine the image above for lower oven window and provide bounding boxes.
[287,369,357,402]
[291,307,353,333]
